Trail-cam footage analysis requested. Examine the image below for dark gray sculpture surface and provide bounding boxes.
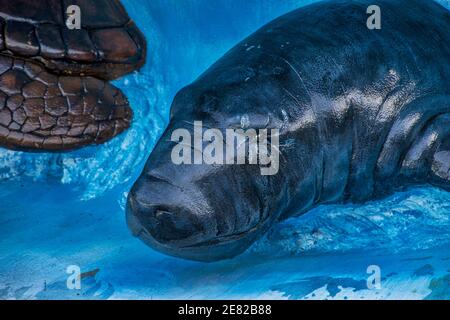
[127,0,450,261]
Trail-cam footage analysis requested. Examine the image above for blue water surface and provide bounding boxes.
[0,0,449,300]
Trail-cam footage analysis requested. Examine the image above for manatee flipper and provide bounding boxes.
[400,112,450,191]
[431,140,450,191]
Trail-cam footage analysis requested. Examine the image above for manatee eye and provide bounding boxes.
[226,113,271,130]
[197,91,218,106]
[177,91,219,121]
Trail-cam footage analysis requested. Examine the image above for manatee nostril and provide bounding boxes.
[151,208,193,242]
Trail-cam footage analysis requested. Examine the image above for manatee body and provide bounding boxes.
[0,0,146,151]
[127,0,450,261]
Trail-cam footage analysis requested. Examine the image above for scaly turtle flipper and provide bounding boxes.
[0,0,146,151]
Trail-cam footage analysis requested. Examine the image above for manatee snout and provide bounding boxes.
[127,177,203,243]
[126,179,265,262]
[126,135,271,262]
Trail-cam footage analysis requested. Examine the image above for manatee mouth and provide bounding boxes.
[0,1,146,151]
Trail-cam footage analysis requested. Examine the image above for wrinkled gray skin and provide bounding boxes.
[127,0,450,262]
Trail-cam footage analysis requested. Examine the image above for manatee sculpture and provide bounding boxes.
[127,0,450,262]
[0,0,146,151]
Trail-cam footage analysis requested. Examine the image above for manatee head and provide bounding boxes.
[126,76,286,262]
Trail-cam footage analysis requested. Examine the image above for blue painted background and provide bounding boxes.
[0,0,449,299]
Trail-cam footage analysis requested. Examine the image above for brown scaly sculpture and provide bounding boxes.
[0,0,146,151]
